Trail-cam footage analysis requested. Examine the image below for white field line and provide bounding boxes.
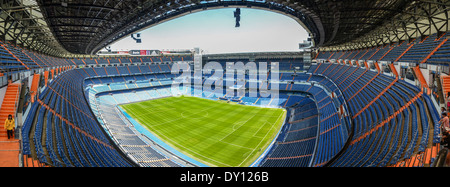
[237,110,285,167]
[129,98,234,166]
[126,97,285,167]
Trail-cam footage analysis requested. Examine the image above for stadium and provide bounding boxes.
[0,0,448,169]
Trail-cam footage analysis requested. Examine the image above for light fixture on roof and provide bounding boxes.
[131,33,142,43]
[234,8,240,28]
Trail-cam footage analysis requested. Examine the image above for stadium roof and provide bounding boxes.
[1,0,449,56]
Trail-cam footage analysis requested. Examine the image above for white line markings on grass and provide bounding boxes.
[125,97,286,167]
[252,122,271,137]
[232,121,246,131]
[181,111,209,119]
[219,119,250,142]
[130,98,235,166]
[150,104,216,127]
[237,110,285,167]
[236,124,276,167]
[131,108,177,118]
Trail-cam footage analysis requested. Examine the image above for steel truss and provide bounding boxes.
[320,0,450,51]
[1,0,449,56]
[0,0,69,57]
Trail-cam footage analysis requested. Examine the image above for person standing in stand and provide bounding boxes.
[447,92,450,112]
[4,114,15,139]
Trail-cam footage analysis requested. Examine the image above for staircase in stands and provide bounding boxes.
[0,83,21,167]
[390,145,441,167]
[442,75,450,97]
[0,83,21,137]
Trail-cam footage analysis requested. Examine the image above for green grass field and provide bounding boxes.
[120,96,286,167]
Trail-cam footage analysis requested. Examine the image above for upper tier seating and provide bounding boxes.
[307,63,439,166]
[22,70,135,167]
[316,33,449,64]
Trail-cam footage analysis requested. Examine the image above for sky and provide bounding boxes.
[104,8,309,54]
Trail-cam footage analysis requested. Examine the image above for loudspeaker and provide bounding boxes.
[131,33,142,43]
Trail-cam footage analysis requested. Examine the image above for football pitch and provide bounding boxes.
[120,96,286,167]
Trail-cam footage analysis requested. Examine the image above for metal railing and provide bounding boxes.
[431,148,448,167]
